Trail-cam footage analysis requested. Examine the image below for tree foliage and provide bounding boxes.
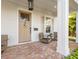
[69,12,76,37]
[65,48,78,59]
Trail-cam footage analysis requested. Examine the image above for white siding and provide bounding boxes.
[1,0,56,46]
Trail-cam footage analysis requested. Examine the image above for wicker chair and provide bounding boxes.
[39,33,53,44]
[1,35,8,53]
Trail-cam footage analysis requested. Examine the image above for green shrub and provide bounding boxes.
[65,48,78,59]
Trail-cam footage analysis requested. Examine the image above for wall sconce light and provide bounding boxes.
[28,0,34,11]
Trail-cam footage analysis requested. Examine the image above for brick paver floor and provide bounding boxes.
[2,41,77,59]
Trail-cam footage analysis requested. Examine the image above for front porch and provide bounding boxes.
[1,41,61,59]
[1,0,78,58]
[2,41,77,59]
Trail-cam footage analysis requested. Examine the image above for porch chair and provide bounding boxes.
[46,32,57,41]
[53,32,57,41]
[39,33,53,44]
[1,35,8,53]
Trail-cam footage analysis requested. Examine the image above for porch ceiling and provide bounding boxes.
[7,0,77,16]
[69,0,78,13]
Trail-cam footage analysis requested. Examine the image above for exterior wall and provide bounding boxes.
[1,0,19,46]
[54,17,58,32]
[1,0,56,46]
[31,12,44,42]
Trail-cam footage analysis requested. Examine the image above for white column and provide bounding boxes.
[57,0,70,56]
[75,0,78,43]
[76,13,78,43]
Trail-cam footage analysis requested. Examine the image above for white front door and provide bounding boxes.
[19,12,31,43]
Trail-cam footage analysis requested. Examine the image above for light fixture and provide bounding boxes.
[28,0,34,11]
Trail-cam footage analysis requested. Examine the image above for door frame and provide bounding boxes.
[17,9,32,44]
